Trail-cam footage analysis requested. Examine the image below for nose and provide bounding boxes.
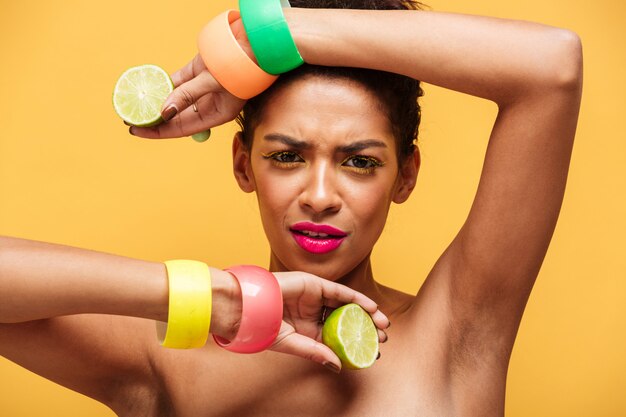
[298,160,342,215]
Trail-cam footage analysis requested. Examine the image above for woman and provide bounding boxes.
[0,0,582,415]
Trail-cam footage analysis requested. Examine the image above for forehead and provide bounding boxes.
[253,76,395,150]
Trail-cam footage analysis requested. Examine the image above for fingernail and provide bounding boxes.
[382,331,388,343]
[323,362,341,374]
[123,120,131,126]
[128,126,135,136]
[162,104,178,122]
[387,321,391,329]
[376,352,381,360]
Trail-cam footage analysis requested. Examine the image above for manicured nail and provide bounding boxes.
[323,362,341,374]
[162,104,178,122]
[376,352,381,360]
[128,126,135,136]
[123,120,131,126]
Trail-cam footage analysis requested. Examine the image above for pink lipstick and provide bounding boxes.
[290,222,347,254]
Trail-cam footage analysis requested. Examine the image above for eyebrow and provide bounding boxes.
[337,139,387,154]
[263,134,388,153]
[263,133,312,150]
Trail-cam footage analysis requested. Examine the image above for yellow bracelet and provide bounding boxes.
[156,260,212,349]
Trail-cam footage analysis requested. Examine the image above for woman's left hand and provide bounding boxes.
[129,53,246,139]
[269,271,390,372]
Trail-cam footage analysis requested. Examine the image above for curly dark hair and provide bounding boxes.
[236,0,426,163]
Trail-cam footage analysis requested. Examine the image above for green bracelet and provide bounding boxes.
[239,0,304,75]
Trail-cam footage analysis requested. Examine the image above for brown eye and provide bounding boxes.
[274,152,303,163]
[262,151,304,167]
[344,156,380,169]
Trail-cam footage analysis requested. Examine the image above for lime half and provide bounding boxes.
[113,64,173,127]
[322,303,379,370]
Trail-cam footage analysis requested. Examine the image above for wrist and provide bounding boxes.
[282,7,311,63]
[239,0,303,74]
[209,267,242,340]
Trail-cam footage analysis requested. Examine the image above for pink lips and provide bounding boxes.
[290,222,348,254]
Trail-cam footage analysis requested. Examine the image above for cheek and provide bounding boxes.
[337,172,397,241]
[253,168,301,231]
[345,180,393,227]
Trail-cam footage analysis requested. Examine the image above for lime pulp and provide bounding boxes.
[322,303,379,370]
[112,64,173,127]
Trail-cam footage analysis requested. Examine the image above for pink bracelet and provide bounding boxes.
[213,265,283,353]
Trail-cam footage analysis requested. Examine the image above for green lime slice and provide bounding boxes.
[113,64,174,127]
[322,303,379,370]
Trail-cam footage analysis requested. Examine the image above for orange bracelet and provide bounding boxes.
[198,10,278,99]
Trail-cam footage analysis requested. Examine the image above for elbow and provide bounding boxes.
[545,29,583,91]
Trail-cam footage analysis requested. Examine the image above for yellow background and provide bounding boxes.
[0,0,624,415]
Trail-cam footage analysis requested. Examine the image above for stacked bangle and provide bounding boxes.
[213,265,283,353]
[197,10,278,99]
[156,260,212,349]
[239,0,304,75]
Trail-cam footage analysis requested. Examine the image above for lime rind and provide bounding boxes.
[322,303,379,370]
[113,64,174,127]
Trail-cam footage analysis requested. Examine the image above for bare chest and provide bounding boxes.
[158,333,453,417]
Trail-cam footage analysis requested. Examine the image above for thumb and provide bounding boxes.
[271,332,342,373]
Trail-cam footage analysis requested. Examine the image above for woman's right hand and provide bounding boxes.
[270,271,389,372]
[129,53,246,139]
[210,268,389,372]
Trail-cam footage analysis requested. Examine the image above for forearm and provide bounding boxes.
[0,236,239,338]
[0,236,167,323]
[286,8,582,103]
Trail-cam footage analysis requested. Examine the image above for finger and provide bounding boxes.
[377,328,388,343]
[317,278,390,329]
[369,309,391,331]
[271,331,342,372]
[131,91,243,139]
[170,54,207,88]
[129,96,212,139]
[278,272,374,310]
[160,70,222,121]
[275,271,390,329]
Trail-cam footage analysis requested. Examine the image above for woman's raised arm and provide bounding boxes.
[285,8,582,409]
[288,8,582,102]
[292,10,582,250]
[287,5,582,369]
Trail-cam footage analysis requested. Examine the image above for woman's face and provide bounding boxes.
[233,76,417,280]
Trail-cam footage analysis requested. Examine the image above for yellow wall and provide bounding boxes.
[0,0,624,415]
